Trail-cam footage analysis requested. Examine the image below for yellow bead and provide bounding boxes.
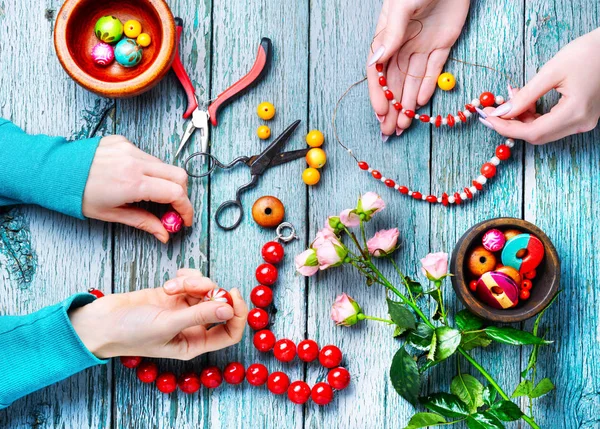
[257,125,271,140]
[305,129,324,147]
[257,102,276,120]
[437,72,456,91]
[136,33,151,47]
[305,148,326,169]
[302,167,321,185]
[123,20,142,39]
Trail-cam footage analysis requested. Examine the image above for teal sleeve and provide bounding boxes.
[0,118,101,219]
[0,293,108,409]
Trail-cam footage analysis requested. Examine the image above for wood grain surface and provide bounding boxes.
[1,0,599,428]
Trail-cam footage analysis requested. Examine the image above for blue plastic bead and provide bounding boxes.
[114,39,142,67]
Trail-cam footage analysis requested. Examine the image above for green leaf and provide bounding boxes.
[419,358,439,374]
[407,323,434,351]
[529,378,555,398]
[387,299,417,330]
[403,412,446,429]
[460,331,493,352]
[434,327,461,361]
[511,379,533,398]
[467,412,506,429]
[424,288,444,320]
[484,326,552,346]
[426,328,437,361]
[390,347,421,406]
[451,373,484,413]
[456,309,484,331]
[482,385,497,406]
[488,401,523,422]
[405,276,423,295]
[394,326,408,338]
[522,292,560,378]
[420,392,470,418]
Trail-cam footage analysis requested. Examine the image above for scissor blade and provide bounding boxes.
[249,119,301,175]
[267,148,310,168]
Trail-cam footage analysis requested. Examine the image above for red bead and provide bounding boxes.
[274,339,297,362]
[464,187,473,199]
[412,191,422,200]
[319,345,342,368]
[288,381,311,404]
[88,288,104,298]
[447,114,455,127]
[251,285,273,308]
[178,372,201,394]
[480,92,495,107]
[458,111,467,122]
[371,170,382,180]
[267,371,290,395]
[472,180,483,191]
[120,356,142,369]
[253,329,276,352]
[454,192,462,204]
[426,195,437,203]
[481,163,496,179]
[469,280,478,292]
[200,366,222,388]
[375,63,383,72]
[358,161,369,170]
[256,263,278,286]
[156,372,177,394]
[393,102,402,111]
[246,363,268,386]
[465,103,476,113]
[223,362,245,385]
[384,179,395,188]
[136,361,158,383]
[398,186,409,194]
[522,279,533,290]
[405,110,415,118]
[327,367,351,390]
[261,241,285,264]
[524,270,537,279]
[203,287,233,306]
[519,289,530,300]
[435,115,442,127]
[248,308,269,330]
[419,114,430,123]
[442,192,449,207]
[311,382,334,405]
[297,339,319,362]
[384,90,394,100]
[378,76,387,86]
[495,144,511,161]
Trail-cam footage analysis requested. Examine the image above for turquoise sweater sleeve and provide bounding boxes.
[0,118,101,219]
[0,293,108,409]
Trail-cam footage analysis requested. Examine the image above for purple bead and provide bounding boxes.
[91,42,115,67]
[482,228,506,252]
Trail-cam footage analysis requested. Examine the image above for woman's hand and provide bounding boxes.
[82,135,193,243]
[69,269,248,360]
[367,0,470,138]
[483,28,600,144]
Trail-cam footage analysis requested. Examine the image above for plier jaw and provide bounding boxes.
[176,109,210,158]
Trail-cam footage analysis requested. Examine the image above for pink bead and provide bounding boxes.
[482,228,506,252]
[161,211,183,233]
[91,42,115,67]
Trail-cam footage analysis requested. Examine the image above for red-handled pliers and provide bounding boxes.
[172,17,272,158]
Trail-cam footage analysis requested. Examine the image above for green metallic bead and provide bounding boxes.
[94,16,123,44]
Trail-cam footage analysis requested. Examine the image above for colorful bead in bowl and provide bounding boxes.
[94,15,123,44]
[482,228,506,252]
[91,42,115,67]
[114,38,143,67]
[501,233,545,273]
[475,271,519,309]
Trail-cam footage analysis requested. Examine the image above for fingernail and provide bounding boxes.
[489,102,512,117]
[381,133,390,143]
[475,107,488,119]
[230,287,241,298]
[164,280,178,293]
[155,234,168,244]
[376,113,385,123]
[216,306,234,320]
[507,84,514,99]
[479,118,495,130]
[367,46,385,67]
[395,127,403,136]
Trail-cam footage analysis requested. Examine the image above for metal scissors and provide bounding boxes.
[184,120,308,231]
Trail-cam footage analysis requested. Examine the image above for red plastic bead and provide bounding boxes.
[203,287,233,306]
[435,115,442,127]
[384,90,394,100]
[248,308,269,330]
[156,372,177,394]
[297,339,319,362]
[519,289,530,300]
[311,382,334,405]
[495,144,511,161]
[426,195,437,203]
[393,102,402,111]
[120,356,142,369]
[178,372,201,394]
[358,161,369,170]
[441,192,449,207]
[267,371,290,395]
[473,180,483,191]
[319,345,343,368]
[464,187,473,199]
[522,279,533,290]
[375,63,383,72]
[524,270,537,279]
[405,110,415,118]
[223,362,245,385]
[288,381,311,404]
[469,280,478,292]
[447,114,455,127]
[328,367,351,390]
[371,170,382,180]
[480,92,495,107]
[412,191,422,200]
[136,361,158,383]
[251,285,273,308]
[481,163,497,179]
[253,329,276,352]
[465,103,476,113]
[256,263,278,286]
[419,114,430,123]
[246,364,268,386]
[378,76,387,86]
[454,192,462,205]
[274,339,297,362]
[88,288,104,298]
[384,179,395,188]
[458,111,467,122]
[200,366,222,388]
[261,241,284,264]
[398,186,409,194]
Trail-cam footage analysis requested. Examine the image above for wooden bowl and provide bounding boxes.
[450,217,560,323]
[54,0,176,98]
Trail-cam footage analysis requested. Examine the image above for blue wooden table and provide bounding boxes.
[1,0,599,427]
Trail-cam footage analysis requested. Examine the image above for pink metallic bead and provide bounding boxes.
[91,42,115,67]
[161,211,183,233]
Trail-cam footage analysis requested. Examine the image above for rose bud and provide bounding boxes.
[367,228,400,257]
[339,209,360,228]
[420,252,449,281]
[311,228,338,250]
[356,192,385,221]
[295,249,319,277]
[331,293,362,327]
[316,237,348,270]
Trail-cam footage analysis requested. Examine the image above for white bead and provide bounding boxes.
[391,99,397,104]
[454,115,461,123]
[495,95,505,105]
[367,168,373,173]
[422,195,427,201]
[448,196,456,204]
[464,110,472,118]
[401,109,406,113]
[490,156,500,166]
[378,72,384,77]
[469,186,478,195]
[380,177,386,183]
[437,197,442,203]
[442,118,448,125]
[394,184,400,190]
[382,86,388,91]
[429,117,436,124]
[414,114,420,120]
[472,98,481,107]
[506,139,515,148]
[460,192,468,200]
[477,175,487,185]
[408,191,413,196]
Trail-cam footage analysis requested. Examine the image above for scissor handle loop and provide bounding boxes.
[184,153,250,178]
[215,199,244,230]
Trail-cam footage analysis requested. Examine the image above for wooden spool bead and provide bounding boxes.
[252,196,285,228]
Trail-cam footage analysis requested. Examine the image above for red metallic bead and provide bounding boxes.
[178,372,201,394]
[419,114,430,123]
[481,163,497,179]
[88,288,104,298]
[253,329,276,352]
[256,263,278,286]
[480,91,495,107]
[375,63,383,72]
[412,191,422,200]
[223,362,245,385]
[495,144,511,161]
[311,382,334,405]
[288,381,311,404]
[458,111,467,122]
[319,345,342,368]
[156,372,177,394]
[469,280,478,292]
[136,361,158,383]
[246,363,268,386]
[398,186,409,194]
[384,179,395,188]
[297,339,319,362]
[472,180,483,191]
[435,115,442,127]
[248,308,269,330]
[267,371,290,395]
[384,90,394,100]
[522,279,533,290]
[426,195,437,203]
[465,103,476,113]
[120,356,142,369]
[454,192,462,204]
[442,192,449,207]
[464,187,473,199]
[447,114,455,127]
[372,170,382,180]
[378,76,387,86]
[519,289,530,300]
[393,102,402,111]
[261,241,285,264]
[251,285,273,308]
[274,339,297,362]
[327,367,351,390]
[200,366,222,389]
[405,110,415,118]
[358,161,369,170]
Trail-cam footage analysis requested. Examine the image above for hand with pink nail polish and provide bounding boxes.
[485,28,600,145]
[366,0,469,137]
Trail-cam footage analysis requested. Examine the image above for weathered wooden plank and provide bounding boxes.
[0,1,112,428]
[523,1,600,427]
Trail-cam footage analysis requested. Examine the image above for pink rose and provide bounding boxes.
[316,237,348,270]
[357,192,385,221]
[420,252,449,280]
[339,209,360,228]
[367,228,400,257]
[311,228,337,249]
[295,249,319,277]
[330,293,362,326]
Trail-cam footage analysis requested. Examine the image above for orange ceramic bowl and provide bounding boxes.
[54,0,176,98]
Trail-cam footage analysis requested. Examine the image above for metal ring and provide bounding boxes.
[215,199,244,231]
[275,222,298,243]
[184,152,216,178]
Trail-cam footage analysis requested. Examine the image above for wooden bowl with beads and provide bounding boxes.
[54,0,176,98]
[451,217,560,323]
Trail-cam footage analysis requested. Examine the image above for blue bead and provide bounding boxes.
[501,234,531,271]
[114,39,142,67]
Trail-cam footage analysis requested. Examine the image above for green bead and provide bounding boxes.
[94,16,123,44]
